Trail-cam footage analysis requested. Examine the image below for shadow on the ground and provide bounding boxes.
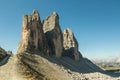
[20,50,120,78]
[0,55,11,66]
[106,70,120,77]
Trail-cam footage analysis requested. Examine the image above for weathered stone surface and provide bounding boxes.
[43,12,63,58]
[17,10,82,60]
[63,28,82,60]
[17,10,49,55]
[0,47,7,62]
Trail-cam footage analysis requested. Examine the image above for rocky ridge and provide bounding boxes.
[18,10,81,61]
[63,28,82,60]
[17,10,49,55]
[43,12,63,58]
[0,47,7,62]
[0,10,119,80]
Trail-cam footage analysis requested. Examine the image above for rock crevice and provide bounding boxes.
[17,10,82,60]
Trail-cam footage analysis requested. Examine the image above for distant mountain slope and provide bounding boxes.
[93,56,120,64]
[0,51,118,80]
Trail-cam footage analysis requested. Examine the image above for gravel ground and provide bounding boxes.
[0,55,25,80]
[0,54,120,80]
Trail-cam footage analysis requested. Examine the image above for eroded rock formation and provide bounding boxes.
[43,12,63,58]
[17,10,82,60]
[63,28,82,60]
[1,10,117,80]
[0,47,7,62]
[17,10,49,55]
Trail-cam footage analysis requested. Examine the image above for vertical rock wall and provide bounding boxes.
[43,12,63,58]
[63,28,82,60]
[18,10,49,55]
[17,10,82,60]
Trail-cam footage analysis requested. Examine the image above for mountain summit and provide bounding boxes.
[17,10,82,61]
[0,10,119,80]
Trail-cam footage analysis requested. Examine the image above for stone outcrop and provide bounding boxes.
[17,10,82,60]
[0,47,7,62]
[2,10,118,80]
[43,12,63,58]
[17,10,49,55]
[63,28,82,60]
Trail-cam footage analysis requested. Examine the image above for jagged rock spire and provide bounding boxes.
[43,12,59,33]
[17,10,49,55]
[32,10,40,21]
[17,10,83,60]
[63,28,82,60]
[43,12,63,58]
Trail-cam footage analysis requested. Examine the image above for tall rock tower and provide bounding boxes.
[17,10,49,55]
[43,12,63,58]
[63,28,82,60]
[17,10,82,60]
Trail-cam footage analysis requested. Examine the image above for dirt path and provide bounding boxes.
[0,55,25,80]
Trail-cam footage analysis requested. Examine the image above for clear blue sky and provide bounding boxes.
[0,0,120,59]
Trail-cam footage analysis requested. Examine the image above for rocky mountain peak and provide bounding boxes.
[43,12,63,58]
[51,12,59,21]
[32,10,40,21]
[51,12,59,18]
[17,10,49,55]
[63,28,82,60]
[23,10,40,26]
[52,12,58,15]
[63,28,77,48]
[43,12,59,33]
[17,10,82,60]
[1,10,117,80]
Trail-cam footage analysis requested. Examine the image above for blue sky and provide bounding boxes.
[0,0,120,59]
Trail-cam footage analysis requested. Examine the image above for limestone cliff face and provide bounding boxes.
[18,10,49,55]
[0,47,7,62]
[63,28,82,60]
[17,10,82,60]
[43,12,63,58]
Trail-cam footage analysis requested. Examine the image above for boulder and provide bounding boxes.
[63,28,82,60]
[43,12,63,58]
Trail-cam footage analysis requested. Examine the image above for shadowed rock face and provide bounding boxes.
[63,28,82,60]
[0,47,7,62]
[2,10,118,80]
[43,12,63,58]
[17,10,82,60]
[18,10,49,55]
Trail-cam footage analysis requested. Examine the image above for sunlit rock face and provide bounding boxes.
[63,28,82,60]
[18,10,49,55]
[17,10,83,60]
[43,12,63,58]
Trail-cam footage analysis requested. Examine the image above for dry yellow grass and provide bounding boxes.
[102,66,120,71]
